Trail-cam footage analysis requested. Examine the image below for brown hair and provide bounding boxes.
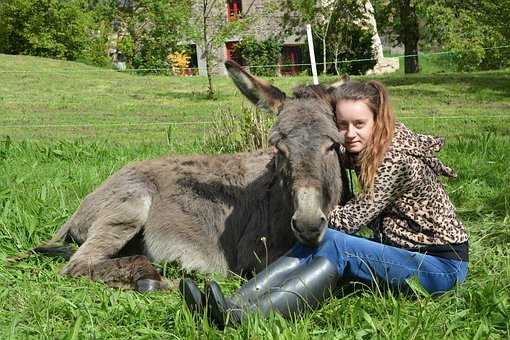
[331,80,395,193]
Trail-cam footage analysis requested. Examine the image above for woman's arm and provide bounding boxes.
[328,154,413,234]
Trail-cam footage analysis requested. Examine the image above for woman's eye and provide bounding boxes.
[355,122,365,128]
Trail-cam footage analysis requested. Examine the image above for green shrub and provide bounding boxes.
[420,3,510,72]
[234,37,283,77]
[203,106,275,154]
[0,0,94,60]
[321,26,377,75]
[110,0,191,73]
[81,21,111,67]
[445,11,509,71]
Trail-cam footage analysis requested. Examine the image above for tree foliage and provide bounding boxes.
[373,0,510,72]
[0,0,95,60]
[0,0,191,70]
[92,0,191,71]
[419,0,510,71]
[282,0,376,75]
[234,37,283,76]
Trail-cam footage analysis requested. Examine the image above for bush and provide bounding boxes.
[82,21,111,67]
[111,0,191,72]
[0,0,190,70]
[203,106,275,154]
[0,0,94,60]
[234,37,283,77]
[445,11,509,71]
[420,3,510,72]
[320,26,377,75]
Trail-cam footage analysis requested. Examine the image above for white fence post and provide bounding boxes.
[306,24,319,85]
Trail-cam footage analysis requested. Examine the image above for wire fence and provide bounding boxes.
[1,114,509,132]
[1,44,509,144]
[1,114,509,147]
[1,44,509,74]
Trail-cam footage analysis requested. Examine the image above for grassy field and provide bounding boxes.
[0,54,509,339]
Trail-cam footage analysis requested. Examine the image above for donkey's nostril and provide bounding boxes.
[291,217,301,232]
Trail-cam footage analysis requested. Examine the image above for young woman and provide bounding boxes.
[180,80,469,328]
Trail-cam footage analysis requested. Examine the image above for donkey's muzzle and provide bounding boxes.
[291,187,328,247]
[291,213,328,247]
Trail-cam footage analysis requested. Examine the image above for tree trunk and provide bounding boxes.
[322,34,327,74]
[399,0,420,73]
[363,0,384,63]
[334,45,340,75]
[202,1,214,98]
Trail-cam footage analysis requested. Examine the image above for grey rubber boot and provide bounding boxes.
[179,255,301,315]
[179,278,205,314]
[230,255,301,305]
[206,256,340,328]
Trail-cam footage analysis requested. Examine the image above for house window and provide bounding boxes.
[225,41,244,65]
[280,45,303,76]
[226,0,242,21]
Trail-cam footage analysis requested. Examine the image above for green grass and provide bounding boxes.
[0,54,509,338]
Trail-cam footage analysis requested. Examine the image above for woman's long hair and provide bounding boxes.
[331,80,395,193]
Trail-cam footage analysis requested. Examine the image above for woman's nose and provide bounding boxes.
[346,125,356,138]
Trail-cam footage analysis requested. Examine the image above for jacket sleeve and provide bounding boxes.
[328,153,413,234]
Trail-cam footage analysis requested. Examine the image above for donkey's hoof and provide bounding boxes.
[135,279,162,293]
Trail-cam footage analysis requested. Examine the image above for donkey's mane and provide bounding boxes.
[292,84,333,103]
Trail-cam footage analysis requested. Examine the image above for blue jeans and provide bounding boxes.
[289,228,468,295]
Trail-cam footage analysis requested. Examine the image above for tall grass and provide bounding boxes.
[0,54,509,338]
[203,106,275,154]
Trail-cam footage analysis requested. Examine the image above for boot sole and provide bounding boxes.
[179,278,204,314]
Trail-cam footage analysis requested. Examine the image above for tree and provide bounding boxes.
[419,0,510,71]
[187,1,267,98]
[372,0,420,73]
[93,0,191,71]
[0,0,192,69]
[282,0,377,75]
[373,0,510,73]
[0,0,94,60]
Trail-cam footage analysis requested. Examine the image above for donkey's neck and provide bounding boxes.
[226,153,295,271]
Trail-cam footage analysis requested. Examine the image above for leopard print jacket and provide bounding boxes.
[328,123,469,253]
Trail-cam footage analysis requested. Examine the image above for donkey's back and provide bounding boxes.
[45,150,275,288]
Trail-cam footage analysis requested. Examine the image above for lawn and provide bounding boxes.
[0,54,509,339]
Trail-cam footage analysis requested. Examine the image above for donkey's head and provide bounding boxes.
[226,61,344,247]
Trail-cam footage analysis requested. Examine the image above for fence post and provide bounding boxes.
[306,24,319,85]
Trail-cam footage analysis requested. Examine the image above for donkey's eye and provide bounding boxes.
[275,143,289,158]
[326,142,339,154]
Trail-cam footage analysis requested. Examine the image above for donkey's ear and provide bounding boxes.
[330,74,350,88]
[225,60,286,114]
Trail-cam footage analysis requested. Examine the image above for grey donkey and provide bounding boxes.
[34,61,350,292]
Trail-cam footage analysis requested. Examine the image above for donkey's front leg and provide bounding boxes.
[90,255,166,292]
[61,189,158,290]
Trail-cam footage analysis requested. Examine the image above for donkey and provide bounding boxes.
[35,61,349,292]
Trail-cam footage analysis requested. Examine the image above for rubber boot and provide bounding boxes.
[206,256,339,328]
[179,255,301,315]
[230,255,301,305]
[179,278,205,314]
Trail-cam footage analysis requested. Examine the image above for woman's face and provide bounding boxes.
[335,99,375,153]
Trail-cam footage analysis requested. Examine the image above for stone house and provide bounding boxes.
[187,0,306,76]
[186,0,398,76]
